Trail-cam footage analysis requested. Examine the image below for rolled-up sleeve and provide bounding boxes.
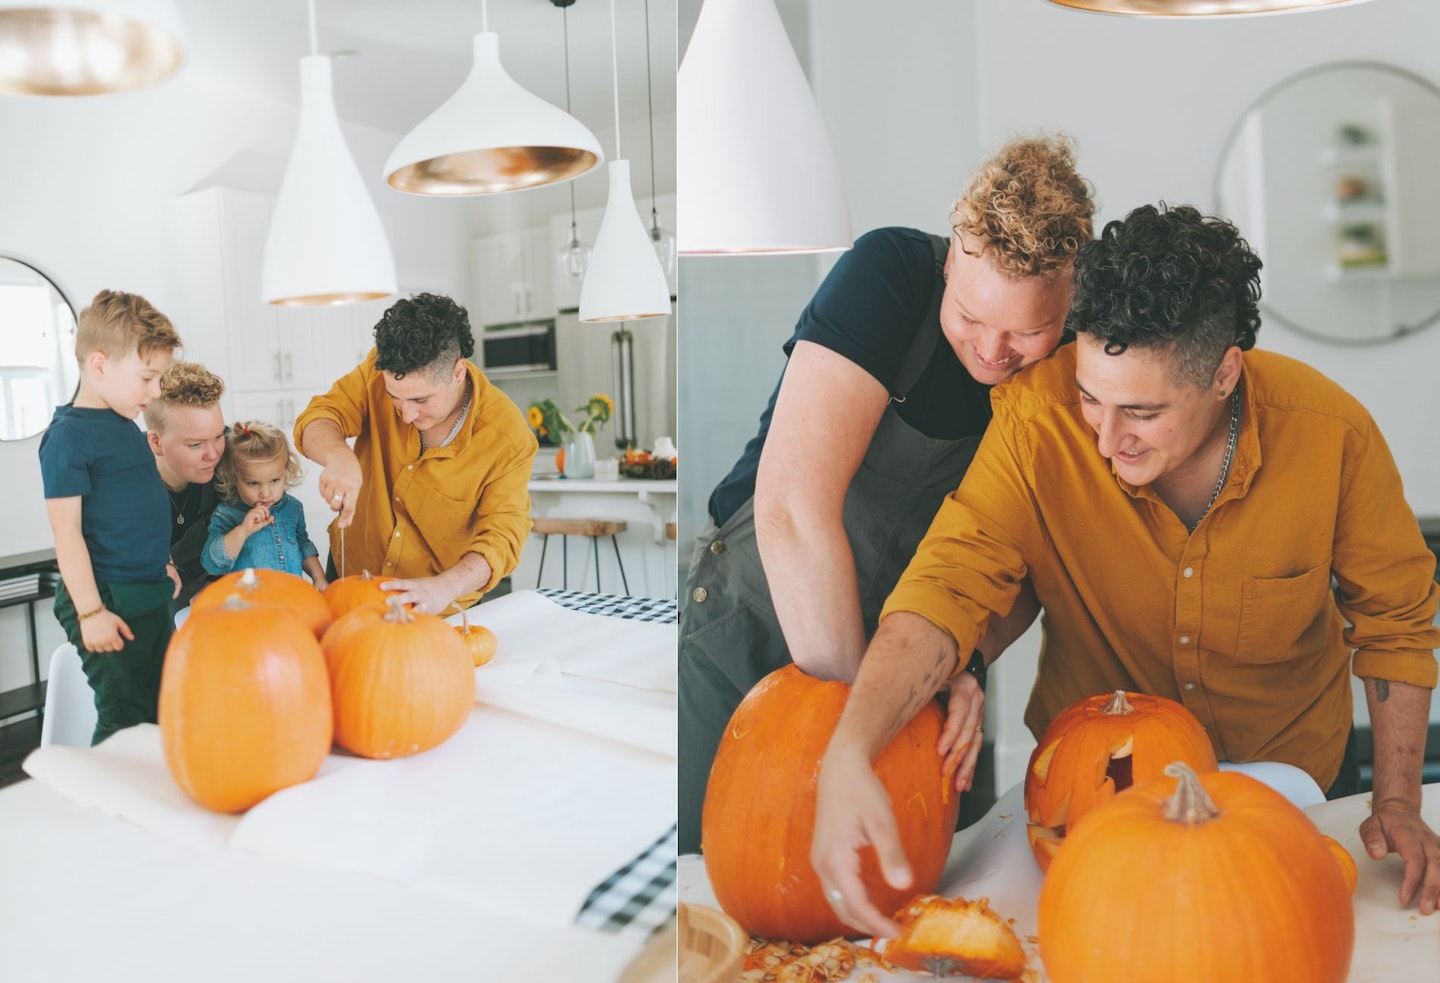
[294,351,373,451]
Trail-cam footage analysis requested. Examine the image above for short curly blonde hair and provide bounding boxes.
[143,361,225,432]
[950,134,1095,279]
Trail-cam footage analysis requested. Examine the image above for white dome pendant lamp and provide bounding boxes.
[554,0,591,286]
[578,0,670,323]
[384,0,602,196]
[0,0,185,95]
[1045,0,1374,14]
[677,0,851,255]
[262,0,396,306]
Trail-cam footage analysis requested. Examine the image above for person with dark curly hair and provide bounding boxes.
[811,203,1440,937]
[143,360,228,611]
[294,292,537,614]
[677,135,1096,854]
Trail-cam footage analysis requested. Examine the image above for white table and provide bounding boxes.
[678,782,1440,981]
[524,478,679,597]
[0,590,677,983]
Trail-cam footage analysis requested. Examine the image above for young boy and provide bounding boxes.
[40,289,183,744]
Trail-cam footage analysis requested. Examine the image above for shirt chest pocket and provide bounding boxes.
[1232,560,1335,662]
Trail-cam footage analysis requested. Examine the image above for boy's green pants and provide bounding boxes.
[54,579,175,745]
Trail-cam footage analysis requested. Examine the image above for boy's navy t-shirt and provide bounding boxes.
[39,404,170,582]
[707,227,994,528]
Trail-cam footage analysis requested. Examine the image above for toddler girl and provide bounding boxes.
[202,421,328,589]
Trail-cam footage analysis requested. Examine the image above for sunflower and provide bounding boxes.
[526,405,544,429]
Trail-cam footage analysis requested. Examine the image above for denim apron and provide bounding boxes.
[678,236,986,853]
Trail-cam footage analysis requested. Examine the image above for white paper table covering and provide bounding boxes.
[679,781,1440,981]
[0,780,638,982]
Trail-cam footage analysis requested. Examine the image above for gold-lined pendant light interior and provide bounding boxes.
[1046,0,1372,14]
[386,144,597,197]
[0,6,183,95]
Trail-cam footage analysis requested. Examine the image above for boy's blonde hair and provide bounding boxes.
[215,420,303,502]
[950,134,1095,280]
[76,289,181,364]
[143,361,225,432]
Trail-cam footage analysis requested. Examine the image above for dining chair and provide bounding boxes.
[39,642,98,749]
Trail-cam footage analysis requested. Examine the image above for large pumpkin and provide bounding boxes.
[322,569,391,621]
[159,595,333,812]
[1025,690,1218,871]
[192,567,331,639]
[701,665,960,943]
[320,597,476,758]
[1038,762,1354,983]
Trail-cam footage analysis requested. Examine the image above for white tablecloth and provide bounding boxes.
[679,781,1440,981]
[2,590,677,982]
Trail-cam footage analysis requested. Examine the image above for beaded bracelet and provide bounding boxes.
[77,602,107,622]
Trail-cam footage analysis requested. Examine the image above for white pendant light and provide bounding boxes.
[262,0,396,307]
[384,0,602,196]
[677,0,851,255]
[641,0,676,282]
[554,0,590,286]
[0,0,184,95]
[1046,0,1373,13]
[578,0,670,323]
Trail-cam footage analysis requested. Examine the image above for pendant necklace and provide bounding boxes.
[169,483,197,525]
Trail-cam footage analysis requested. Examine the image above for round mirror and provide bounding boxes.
[1215,62,1440,345]
[0,257,78,440]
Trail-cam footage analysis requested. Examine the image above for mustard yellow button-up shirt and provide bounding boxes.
[294,352,537,608]
[885,345,1439,791]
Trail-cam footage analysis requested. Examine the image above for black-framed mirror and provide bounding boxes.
[1215,61,1440,345]
[0,257,78,440]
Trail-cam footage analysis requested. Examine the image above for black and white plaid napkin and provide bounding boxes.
[575,825,678,938]
[537,588,678,936]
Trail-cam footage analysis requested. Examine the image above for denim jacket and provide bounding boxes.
[202,493,319,578]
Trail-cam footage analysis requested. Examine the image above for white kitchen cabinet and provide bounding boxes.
[472,228,554,327]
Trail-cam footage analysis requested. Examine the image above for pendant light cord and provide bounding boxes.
[644,0,659,232]
[307,0,317,55]
[564,2,579,234]
[609,0,621,160]
[481,0,489,34]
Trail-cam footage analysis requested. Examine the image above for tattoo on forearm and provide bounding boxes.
[885,643,959,742]
[1375,679,1390,702]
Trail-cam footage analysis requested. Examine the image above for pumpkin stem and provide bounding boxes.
[448,600,467,629]
[383,595,416,623]
[1101,690,1134,716]
[238,568,260,591]
[1161,762,1221,824]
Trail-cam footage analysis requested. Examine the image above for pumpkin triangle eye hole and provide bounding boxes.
[1106,751,1134,793]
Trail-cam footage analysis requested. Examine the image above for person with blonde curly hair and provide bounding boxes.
[678,135,1096,853]
[202,421,326,589]
[144,360,228,610]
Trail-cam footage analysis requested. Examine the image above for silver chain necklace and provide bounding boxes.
[1190,388,1241,532]
[420,378,473,452]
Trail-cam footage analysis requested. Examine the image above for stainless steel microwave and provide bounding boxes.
[481,321,556,376]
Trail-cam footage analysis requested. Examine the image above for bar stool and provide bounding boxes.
[532,516,630,594]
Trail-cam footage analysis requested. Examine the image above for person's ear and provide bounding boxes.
[454,359,466,384]
[88,350,107,376]
[146,428,163,456]
[1214,346,1243,399]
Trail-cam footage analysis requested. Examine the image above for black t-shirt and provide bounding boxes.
[707,227,994,527]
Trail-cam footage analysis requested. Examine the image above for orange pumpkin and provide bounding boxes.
[322,569,391,621]
[1024,690,1218,871]
[881,895,1026,979]
[701,665,960,943]
[1321,834,1359,895]
[159,595,333,813]
[454,605,498,667]
[320,597,476,759]
[192,567,331,639]
[1038,762,1354,982]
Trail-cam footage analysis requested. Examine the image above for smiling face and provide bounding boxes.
[1074,334,1238,489]
[148,402,227,489]
[91,348,172,419]
[233,454,288,509]
[383,359,467,432]
[940,234,1073,386]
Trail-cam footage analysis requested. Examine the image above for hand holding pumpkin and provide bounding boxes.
[811,744,913,940]
[1359,797,1440,914]
[937,670,985,793]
